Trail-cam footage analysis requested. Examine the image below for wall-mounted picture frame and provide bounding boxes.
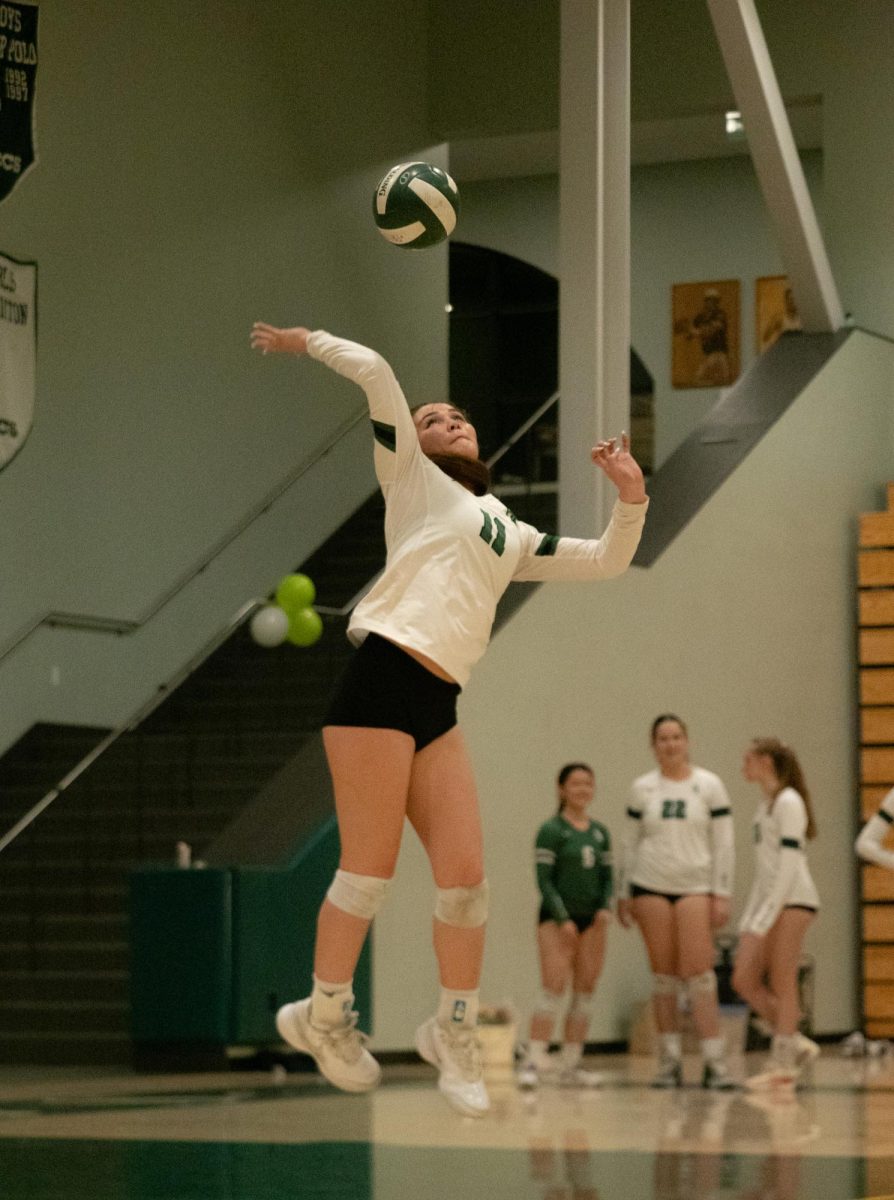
[671,279,740,389]
[756,274,802,354]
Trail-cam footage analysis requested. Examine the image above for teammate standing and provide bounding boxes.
[732,737,820,1090]
[518,762,612,1089]
[856,787,894,872]
[250,321,648,1116]
[617,714,735,1089]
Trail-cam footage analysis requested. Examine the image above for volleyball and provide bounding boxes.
[372,161,459,250]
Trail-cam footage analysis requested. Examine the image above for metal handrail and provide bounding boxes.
[0,598,263,854]
[0,390,560,853]
[0,407,369,665]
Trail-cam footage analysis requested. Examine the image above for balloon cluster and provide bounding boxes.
[249,573,323,648]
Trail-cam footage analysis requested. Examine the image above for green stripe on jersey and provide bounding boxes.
[781,837,801,849]
[536,533,559,556]
[371,419,396,451]
[711,807,732,818]
[879,808,894,824]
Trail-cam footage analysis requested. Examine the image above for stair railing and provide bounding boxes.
[0,391,559,854]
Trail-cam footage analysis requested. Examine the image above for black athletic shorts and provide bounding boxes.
[538,906,597,934]
[324,633,460,751]
[630,884,688,905]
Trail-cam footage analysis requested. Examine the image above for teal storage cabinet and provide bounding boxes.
[129,817,371,1070]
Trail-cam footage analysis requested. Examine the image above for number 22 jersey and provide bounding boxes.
[619,766,734,897]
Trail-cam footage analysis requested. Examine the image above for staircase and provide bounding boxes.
[0,457,559,1064]
[0,492,386,1065]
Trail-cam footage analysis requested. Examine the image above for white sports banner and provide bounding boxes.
[0,250,35,470]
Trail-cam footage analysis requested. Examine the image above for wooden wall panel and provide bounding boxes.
[859,549,894,586]
[864,983,894,1018]
[857,489,894,1036]
[862,785,892,819]
[859,590,894,626]
[866,1018,894,1038]
[864,945,894,980]
[860,512,894,547]
[860,668,894,704]
[861,708,894,743]
[860,629,894,664]
[863,866,894,902]
[861,747,894,783]
[864,906,894,941]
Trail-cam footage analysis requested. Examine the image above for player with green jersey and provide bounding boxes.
[518,763,613,1090]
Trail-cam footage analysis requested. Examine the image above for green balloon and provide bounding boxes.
[275,572,316,615]
[287,606,323,647]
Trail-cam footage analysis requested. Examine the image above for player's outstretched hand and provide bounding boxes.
[250,322,310,356]
[591,432,647,504]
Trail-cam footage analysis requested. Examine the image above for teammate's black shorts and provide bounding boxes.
[538,907,598,934]
[324,632,460,751]
[630,884,688,904]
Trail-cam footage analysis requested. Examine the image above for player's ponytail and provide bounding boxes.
[752,737,817,839]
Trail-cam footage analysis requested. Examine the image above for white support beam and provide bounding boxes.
[707,0,844,332]
[559,0,630,537]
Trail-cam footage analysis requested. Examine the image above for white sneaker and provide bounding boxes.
[796,1034,820,1067]
[744,1064,799,1092]
[275,999,381,1093]
[701,1059,738,1090]
[557,1066,605,1088]
[415,1017,490,1118]
[651,1056,683,1089]
[517,1062,540,1090]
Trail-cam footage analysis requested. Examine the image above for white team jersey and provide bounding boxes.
[855,787,894,872]
[307,331,648,686]
[619,766,734,897]
[738,787,819,937]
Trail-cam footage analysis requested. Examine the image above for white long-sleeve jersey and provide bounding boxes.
[618,766,734,898]
[856,787,894,872]
[738,787,819,937]
[306,331,648,687]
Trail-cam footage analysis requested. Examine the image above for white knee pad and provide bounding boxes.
[568,992,595,1020]
[434,879,489,928]
[684,969,718,999]
[653,973,679,996]
[326,869,391,920]
[535,989,565,1018]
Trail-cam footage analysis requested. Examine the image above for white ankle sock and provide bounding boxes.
[527,1039,550,1068]
[310,976,353,1027]
[437,986,479,1028]
[701,1036,726,1064]
[559,1042,583,1070]
[659,1033,682,1061]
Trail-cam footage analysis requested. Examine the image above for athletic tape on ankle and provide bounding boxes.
[653,973,679,996]
[684,969,718,998]
[434,879,489,927]
[326,869,391,920]
[535,989,564,1017]
[568,992,595,1019]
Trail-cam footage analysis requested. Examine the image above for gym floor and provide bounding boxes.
[1,1051,893,1199]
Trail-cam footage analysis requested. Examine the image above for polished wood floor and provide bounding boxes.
[1,1051,892,1199]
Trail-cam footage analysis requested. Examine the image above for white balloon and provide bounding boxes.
[249,605,290,648]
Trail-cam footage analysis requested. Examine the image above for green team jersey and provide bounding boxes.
[535,813,613,921]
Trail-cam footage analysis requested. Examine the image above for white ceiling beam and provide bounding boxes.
[706,0,843,332]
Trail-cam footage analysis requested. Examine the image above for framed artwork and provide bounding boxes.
[671,279,740,389]
[756,275,801,353]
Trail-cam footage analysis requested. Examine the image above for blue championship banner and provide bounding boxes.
[0,250,36,469]
[0,2,37,204]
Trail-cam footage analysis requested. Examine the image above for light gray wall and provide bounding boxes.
[0,1,448,752]
[373,331,894,1048]
[454,152,824,466]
